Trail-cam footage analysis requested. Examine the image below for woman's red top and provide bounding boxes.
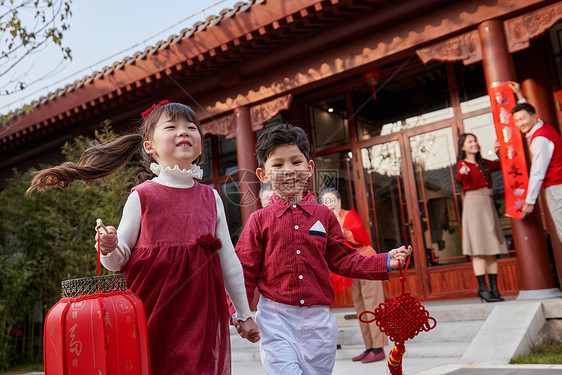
[456,159,501,192]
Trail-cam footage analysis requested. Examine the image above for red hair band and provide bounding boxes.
[141,100,171,119]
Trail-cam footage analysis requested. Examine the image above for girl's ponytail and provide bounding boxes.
[26,133,143,195]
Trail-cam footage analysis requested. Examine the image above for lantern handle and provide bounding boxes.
[96,219,126,258]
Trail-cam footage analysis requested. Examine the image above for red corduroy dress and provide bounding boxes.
[122,180,230,375]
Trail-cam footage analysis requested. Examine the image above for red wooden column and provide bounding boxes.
[515,36,562,289]
[234,106,261,225]
[478,20,561,299]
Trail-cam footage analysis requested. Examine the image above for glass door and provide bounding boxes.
[408,127,464,267]
[361,138,413,256]
[360,126,465,298]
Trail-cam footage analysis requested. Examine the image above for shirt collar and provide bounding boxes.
[268,191,317,217]
[526,120,543,140]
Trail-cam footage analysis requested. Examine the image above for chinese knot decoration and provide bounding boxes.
[360,257,436,375]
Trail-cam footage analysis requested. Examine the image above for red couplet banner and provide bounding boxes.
[488,82,529,219]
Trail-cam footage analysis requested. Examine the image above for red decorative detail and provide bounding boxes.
[44,290,151,374]
[359,257,436,375]
[196,234,222,255]
[387,343,405,375]
[141,100,171,119]
[330,272,353,295]
[363,290,436,341]
[488,82,529,219]
[362,67,381,100]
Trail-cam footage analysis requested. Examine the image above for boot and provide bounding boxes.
[488,274,504,301]
[476,275,500,302]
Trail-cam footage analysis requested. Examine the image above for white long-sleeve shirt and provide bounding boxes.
[525,121,555,205]
[99,163,253,321]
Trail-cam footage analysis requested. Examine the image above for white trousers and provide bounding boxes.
[545,184,562,242]
[256,296,337,375]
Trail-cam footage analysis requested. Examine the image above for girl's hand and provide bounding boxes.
[459,163,470,175]
[388,245,412,270]
[95,225,118,255]
[235,317,261,343]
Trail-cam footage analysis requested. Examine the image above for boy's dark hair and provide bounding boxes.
[255,123,310,167]
[511,102,536,115]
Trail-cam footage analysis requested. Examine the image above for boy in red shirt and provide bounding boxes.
[231,123,411,374]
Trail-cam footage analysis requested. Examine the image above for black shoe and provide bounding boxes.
[488,273,504,301]
[477,275,501,302]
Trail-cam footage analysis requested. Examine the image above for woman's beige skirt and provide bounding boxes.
[462,187,508,256]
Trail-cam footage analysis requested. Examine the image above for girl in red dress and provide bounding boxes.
[28,101,259,374]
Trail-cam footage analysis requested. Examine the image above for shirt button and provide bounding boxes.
[296,250,301,255]
[294,225,299,230]
[292,204,297,208]
[300,299,305,305]
[299,275,303,280]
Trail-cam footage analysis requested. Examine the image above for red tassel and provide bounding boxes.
[388,343,405,375]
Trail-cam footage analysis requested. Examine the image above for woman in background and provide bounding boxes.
[456,133,507,303]
[320,188,387,363]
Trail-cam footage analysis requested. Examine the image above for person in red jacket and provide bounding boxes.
[319,188,387,363]
[456,133,507,302]
[512,102,562,244]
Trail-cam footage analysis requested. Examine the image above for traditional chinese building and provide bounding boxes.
[2,0,562,304]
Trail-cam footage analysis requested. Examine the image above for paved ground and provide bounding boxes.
[7,360,562,374]
[231,353,562,375]
[8,297,562,374]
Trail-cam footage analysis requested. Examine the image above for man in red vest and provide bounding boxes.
[512,101,562,242]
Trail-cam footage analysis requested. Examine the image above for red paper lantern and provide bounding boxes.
[44,274,150,374]
[362,66,381,100]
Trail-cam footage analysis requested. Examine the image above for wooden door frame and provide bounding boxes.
[351,120,464,299]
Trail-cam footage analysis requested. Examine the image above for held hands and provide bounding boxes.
[232,316,260,343]
[388,245,413,270]
[95,225,118,255]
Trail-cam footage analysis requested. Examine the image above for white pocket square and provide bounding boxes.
[309,220,326,237]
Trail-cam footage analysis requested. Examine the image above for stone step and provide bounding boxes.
[336,341,469,359]
[335,318,482,345]
[230,302,486,361]
[231,339,471,363]
[332,301,494,326]
[410,320,483,343]
[231,345,261,362]
[231,327,474,362]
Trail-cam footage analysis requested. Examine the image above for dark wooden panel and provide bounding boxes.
[378,258,520,302]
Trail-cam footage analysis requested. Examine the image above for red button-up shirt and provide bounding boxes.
[232,191,389,310]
